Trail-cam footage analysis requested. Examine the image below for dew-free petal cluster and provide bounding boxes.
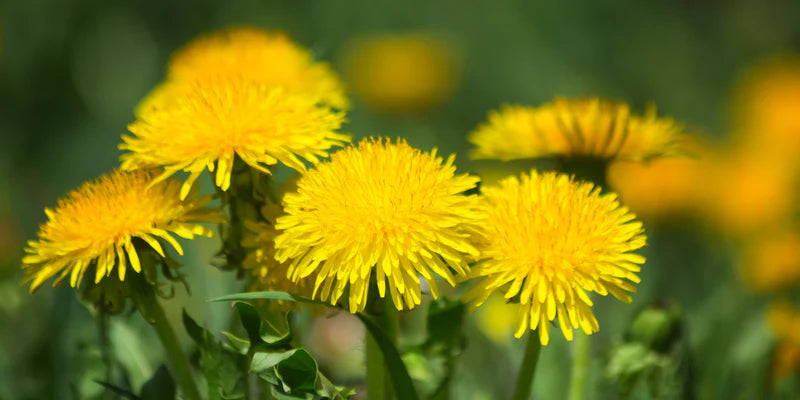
[168,26,348,109]
[22,169,223,292]
[469,98,684,162]
[121,76,348,198]
[466,170,646,345]
[274,138,485,313]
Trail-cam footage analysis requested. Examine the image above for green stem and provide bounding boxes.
[512,333,542,400]
[366,297,398,400]
[568,334,590,400]
[131,279,202,400]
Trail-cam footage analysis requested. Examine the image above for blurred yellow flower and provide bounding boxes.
[469,98,684,162]
[121,76,348,198]
[474,294,518,345]
[242,201,318,312]
[168,26,348,109]
[741,230,800,292]
[22,169,222,292]
[698,150,796,235]
[608,137,706,220]
[731,55,800,153]
[342,33,460,114]
[768,301,800,380]
[274,138,484,313]
[466,170,646,345]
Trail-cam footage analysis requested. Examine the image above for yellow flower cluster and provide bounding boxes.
[23,27,659,348]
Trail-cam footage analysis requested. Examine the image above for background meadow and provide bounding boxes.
[2,1,800,399]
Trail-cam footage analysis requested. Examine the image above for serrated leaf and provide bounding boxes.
[140,365,175,400]
[182,310,247,400]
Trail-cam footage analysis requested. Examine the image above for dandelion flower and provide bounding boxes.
[342,33,460,114]
[741,230,800,292]
[608,137,707,220]
[168,27,348,109]
[242,201,317,312]
[22,169,222,292]
[121,76,348,199]
[469,98,684,162]
[274,138,484,313]
[768,301,800,379]
[466,170,646,345]
[732,55,800,152]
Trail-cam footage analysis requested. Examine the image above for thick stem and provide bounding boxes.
[131,279,202,400]
[366,297,398,400]
[512,333,542,400]
[568,334,590,400]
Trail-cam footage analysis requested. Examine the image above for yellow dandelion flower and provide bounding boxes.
[469,98,684,162]
[466,170,646,345]
[21,169,222,292]
[242,201,317,312]
[741,230,800,292]
[274,138,484,313]
[121,76,348,199]
[698,150,796,235]
[768,301,800,380]
[341,33,460,114]
[608,137,707,220]
[732,55,800,152]
[168,26,348,109]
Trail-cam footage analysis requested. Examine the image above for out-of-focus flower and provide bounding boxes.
[167,26,348,109]
[697,150,797,236]
[608,137,706,220]
[275,138,484,313]
[22,169,222,292]
[121,76,348,198]
[469,98,685,162]
[341,33,460,114]
[466,170,646,345]
[741,230,800,292]
[242,200,318,313]
[768,301,800,380]
[473,294,518,345]
[731,55,800,153]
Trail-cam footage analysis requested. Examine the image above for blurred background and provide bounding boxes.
[3,0,800,399]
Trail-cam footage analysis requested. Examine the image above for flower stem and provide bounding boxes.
[512,333,542,400]
[568,333,590,400]
[131,279,201,400]
[366,296,398,400]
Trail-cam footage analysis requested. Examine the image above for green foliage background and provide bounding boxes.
[1,0,800,399]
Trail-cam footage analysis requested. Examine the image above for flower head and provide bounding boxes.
[469,98,684,162]
[22,169,222,292]
[466,170,646,345]
[242,200,318,312]
[121,76,348,198]
[741,230,800,292]
[168,27,348,109]
[274,138,484,313]
[342,33,460,114]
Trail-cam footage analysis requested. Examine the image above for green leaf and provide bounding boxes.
[233,301,292,347]
[275,349,318,393]
[221,331,250,355]
[182,310,247,400]
[140,365,175,400]
[208,291,325,305]
[93,380,140,400]
[357,313,420,400]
